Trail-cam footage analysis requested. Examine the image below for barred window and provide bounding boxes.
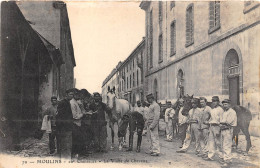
[130,75,132,88]
[209,1,220,33]
[170,21,176,56]
[137,70,139,87]
[158,34,163,62]
[133,72,135,87]
[159,1,163,31]
[186,4,194,47]
[170,1,175,10]
[127,77,128,89]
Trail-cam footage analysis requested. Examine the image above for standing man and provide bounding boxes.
[203,96,224,161]
[177,98,188,148]
[43,96,59,155]
[177,98,202,154]
[164,101,175,142]
[56,89,74,160]
[145,93,160,156]
[198,97,211,157]
[70,89,84,158]
[90,92,111,153]
[220,99,237,166]
[142,101,150,136]
[134,100,144,116]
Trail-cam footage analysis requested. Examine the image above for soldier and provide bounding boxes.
[198,97,211,157]
[145,93,160,156]
[177,98,202,154]
[56,89,74,160]
[177,98,188,148]
[164,101,175,142]
[70,89,84,158]
[89,92,111,153]
[43,96,59,155]
[203,96,224,161]
[219,99,237,166]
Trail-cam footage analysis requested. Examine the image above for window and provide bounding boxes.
[244,1,260,14]
[158,34,163,62]
[137,70,139,87]
[209,1,220,34]
[170,1,175,10]
[133,72,135,87]
[133,59,134,68]
[149,10,153,68]
[130,75,132,88]
[127,65,128,72]
[170,20,176,56]
[127,77,128,89]
[159,1,163,31]
[186,4,194,47]
[119,81,121,92]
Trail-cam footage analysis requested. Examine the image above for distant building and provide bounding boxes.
[140,1,260,135]
[102,38,145,106]
[0,1,75,150]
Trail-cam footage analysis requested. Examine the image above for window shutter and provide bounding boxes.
[209,1,214,29]
[171,1,175,10]
[215,1,220,27]
[186,9,189,44]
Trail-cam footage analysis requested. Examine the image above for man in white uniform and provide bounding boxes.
[219,99,237,166]
[164,101,175,142]
[145,93,160,156]
[203,96,224,161]
[176,98,202,154]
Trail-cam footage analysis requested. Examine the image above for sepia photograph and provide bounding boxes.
[0,1,259,168]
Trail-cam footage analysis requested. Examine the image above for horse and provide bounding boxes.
[182,95,252,154]
[106,87,131,150]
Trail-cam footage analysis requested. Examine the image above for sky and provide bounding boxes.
[66,1,145,94]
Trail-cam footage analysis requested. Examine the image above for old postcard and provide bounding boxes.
[0,1,259,168]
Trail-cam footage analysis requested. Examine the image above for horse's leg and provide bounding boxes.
[241,121,252,154]
[232,126,240,149]
[110,123,115,150]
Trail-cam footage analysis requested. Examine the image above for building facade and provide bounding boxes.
[102,38,145,106]
[0,1,75,150]
[140,1,260,135]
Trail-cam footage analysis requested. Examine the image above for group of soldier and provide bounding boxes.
[43,89,237,166]
[43,88,110,160]
[164,96,237,167]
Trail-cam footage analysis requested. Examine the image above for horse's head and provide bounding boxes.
[106,87,116,109]
[182,94,193,115]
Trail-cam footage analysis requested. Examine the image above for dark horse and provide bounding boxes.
[180,94,252,154]
[118,111,145,152]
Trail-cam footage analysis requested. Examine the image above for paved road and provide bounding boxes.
[3,124,260,168]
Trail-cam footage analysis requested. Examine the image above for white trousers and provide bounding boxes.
[165,119,173,140]
[208,126,222,159]
[221,128,233,162]
[147,124,160,154]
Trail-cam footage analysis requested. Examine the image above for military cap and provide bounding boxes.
[93,92,101,98]
[222,99,231,104]
[51,96,57,100]
[66,88,74,94]
[212,96,220,102]
[146,93,154,99]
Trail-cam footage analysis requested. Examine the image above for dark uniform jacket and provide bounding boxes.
[56,99,73,131]
[89,102,111,127]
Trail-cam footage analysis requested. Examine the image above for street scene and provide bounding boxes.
[0,1,260,168]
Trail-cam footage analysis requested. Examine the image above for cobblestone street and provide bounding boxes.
[2,125,260,168]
